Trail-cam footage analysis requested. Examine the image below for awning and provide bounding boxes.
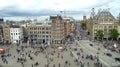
[58,47,63,49]
[0,49,5,54]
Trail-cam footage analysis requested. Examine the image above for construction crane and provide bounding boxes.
[59,10,84,18]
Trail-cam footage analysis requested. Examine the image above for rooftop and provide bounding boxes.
[95,9,115,20]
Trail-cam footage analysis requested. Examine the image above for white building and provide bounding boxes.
[10,25,23,44]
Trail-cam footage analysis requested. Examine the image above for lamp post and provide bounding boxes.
[46,35,51,67]
[97,47,100,66]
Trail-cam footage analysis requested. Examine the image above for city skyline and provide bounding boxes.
[0,0,120,20]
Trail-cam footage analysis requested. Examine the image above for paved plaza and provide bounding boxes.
[1,39,120,67]
[0,42,84,67]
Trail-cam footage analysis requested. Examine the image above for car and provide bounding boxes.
[77,52,80,55]
[1,53,11,57]
[89,44,93,46]
[115,58,120,62]
[106,53,112,57]
[74,48,77,51]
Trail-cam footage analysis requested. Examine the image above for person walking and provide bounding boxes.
[87,62,89,66]
[58,63,60,67]
[32,64,34,67]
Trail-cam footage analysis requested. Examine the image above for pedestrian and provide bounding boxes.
[87,62,89,66]
[61,55,63,59]
[69,62,70,66]
[53,64,55,67]
[14,55,15,58]
[100,63,102,67]
[22,64,24,67]
[58,63,60,67]
[32,64,34,67]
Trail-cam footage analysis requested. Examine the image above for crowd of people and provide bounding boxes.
[0,41,104,67]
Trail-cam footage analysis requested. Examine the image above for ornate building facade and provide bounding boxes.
[87,8,119,40]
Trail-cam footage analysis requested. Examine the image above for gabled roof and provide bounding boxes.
[95,9,115,20]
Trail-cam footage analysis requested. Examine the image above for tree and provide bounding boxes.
[96,29,104,40]
[81,22,86,30]
[109,29,119,40]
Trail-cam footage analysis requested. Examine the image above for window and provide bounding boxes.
[46,32,49,34]
[34,27,37,30]
[42,28,45,30]
[39,27,41,30]
[114,26,118,29]
[104,18,108,21]
[46,35,48,38]
[37,35,39,37]
[43,35,45,38]
[109,26,112,28]
[30,35,33,37]
[110,19,113,21]
[46,27,48,30]
[34,31,37,33]
[104,29,107,32]
[42,32,45,34]
[34,35,37,37]
[30,32,33,34]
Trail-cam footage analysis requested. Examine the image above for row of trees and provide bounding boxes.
[96,29,120,40]
[81,22,120,40]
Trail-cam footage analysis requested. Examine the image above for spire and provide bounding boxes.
[90,8,95,19]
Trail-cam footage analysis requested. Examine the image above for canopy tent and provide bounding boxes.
[113,43,117,48]
[58,47,63,50]
[0,49,5,54]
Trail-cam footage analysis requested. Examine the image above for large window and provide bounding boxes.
[46,27,48,30]
[42,28,45,30]
[109,26,112,28]
[46,32,49,34]
[42,32,45,34]
[109,19,113,21]
[34,27,37,30]
[46,35,48,38]
[114,26,118,29]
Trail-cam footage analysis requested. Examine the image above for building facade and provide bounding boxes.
[27,21,52,44]
[0,18,4,43]
[50,15,65,44]
[10,25,23,44]
[87,9,119,40]
[3,25,10,44]
[117,13,120,39]
[63,17,74,37]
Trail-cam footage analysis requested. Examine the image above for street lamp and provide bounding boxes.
[46,35,51,66]
[97,47,100,66]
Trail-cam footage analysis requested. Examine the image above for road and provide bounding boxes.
[73,22,120,67]
[77,40,120,67]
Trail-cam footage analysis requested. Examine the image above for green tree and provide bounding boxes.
[109,29,119,40]
[81,22,86,30]
[96,29,104,40]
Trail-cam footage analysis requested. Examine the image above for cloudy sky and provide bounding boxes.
[0,0,120,20]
